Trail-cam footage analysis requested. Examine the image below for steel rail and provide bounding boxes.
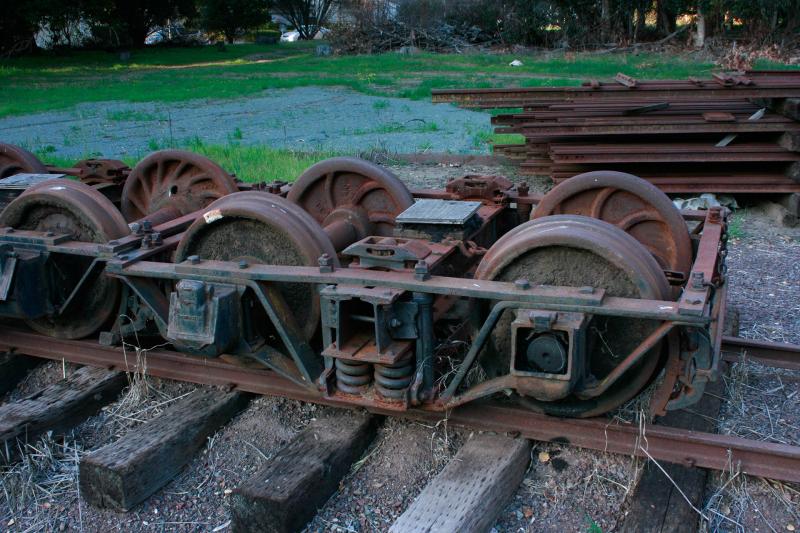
[1,328,798,483]
[721,336,800,370]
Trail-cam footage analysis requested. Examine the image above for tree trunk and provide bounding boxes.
[694,6,706,48]
[657,0,676,36]
[634,6,646,42]
[601,0,611,43]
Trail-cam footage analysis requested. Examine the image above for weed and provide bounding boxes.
[727,213,746,239]
[472,130,525,149]
[585,518,603,533]
[372,99,390,110]
[147,138,161,151]
[106,109,162,122]
[416,121,439,132]
[232,127,243,140]
[417,140,434,152]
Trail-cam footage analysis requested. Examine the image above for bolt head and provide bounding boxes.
[238,260,249,269]
[579,286,594,294]
[514,279,530,290]
[188,255,200,264]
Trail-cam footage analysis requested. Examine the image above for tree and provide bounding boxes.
[271,0,339,39]
[86,0,197,47]
[0,3,43,55]
[200,0,270,43]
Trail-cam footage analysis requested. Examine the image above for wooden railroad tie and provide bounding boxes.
[80,387,250,511]
[390,433,531,533]
[620,309,739,533]
[0,366,125,463]
[229,412,379,533]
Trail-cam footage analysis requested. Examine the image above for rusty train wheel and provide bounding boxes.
[121,150,238,223]
[0,143,47,179]
[287,157,413,248]
[175,192,338,342]
[532,171,692,276]
[0,179,129,339]
[475,215,672,418]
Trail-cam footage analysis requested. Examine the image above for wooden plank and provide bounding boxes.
[230,413,378,533]
[619,380,725,533]
[80,388,250,511]
[0,352,40,396]
[0,366,125,462]
[390,434,531,533]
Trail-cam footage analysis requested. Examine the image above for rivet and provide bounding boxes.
[514,279,530,290]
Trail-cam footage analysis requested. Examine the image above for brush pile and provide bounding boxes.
[327,20,496,54]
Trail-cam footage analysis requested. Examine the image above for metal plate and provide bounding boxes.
[396,199,481,225]
[0,174,66,189]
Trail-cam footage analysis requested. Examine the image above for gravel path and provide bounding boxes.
[0,87,492,160]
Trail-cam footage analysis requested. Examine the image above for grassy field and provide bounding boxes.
[5,43,798,179]
[5,42,795,118]
[32,137,336,183]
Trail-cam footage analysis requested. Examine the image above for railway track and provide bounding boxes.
[1,328,798,484]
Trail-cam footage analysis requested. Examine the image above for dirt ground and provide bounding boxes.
[1,161,798,533]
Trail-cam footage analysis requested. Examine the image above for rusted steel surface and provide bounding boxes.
[435,70,800,194]
[286,157,414,248]
[431,71,800,105]
[548,142,800,164]
[0,158,728,430]
[120,150,238,224]
[0,143,48,178]
[1,328,798,483]
[721,336,800,370]
[531,171,693,276]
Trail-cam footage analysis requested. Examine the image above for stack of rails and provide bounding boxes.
[432,70,800,194]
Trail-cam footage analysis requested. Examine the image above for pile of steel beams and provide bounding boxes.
[432,70,800,194]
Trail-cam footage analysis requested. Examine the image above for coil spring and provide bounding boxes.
[335,359,372,395]
[374,357,414,399]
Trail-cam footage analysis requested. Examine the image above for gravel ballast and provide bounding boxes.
[0,87,492,160]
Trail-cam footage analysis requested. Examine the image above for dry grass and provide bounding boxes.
[0,435,84,532]
[700,355,800,533]
[717,358,800,445]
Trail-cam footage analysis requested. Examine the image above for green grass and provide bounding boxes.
[471,130,526,149]
[4,43,792,119]
[346,120,440,135]
[106,109,163,122]
[33,138,338,183]
[727,212,746,239]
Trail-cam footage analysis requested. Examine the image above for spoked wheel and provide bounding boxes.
[0,143,48,179]
[532,171,692,276]
[475,215,672,418]
[287,157,413,250]
[0,179,129,338]
[175,192,338,342]
[121,150,238,223]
